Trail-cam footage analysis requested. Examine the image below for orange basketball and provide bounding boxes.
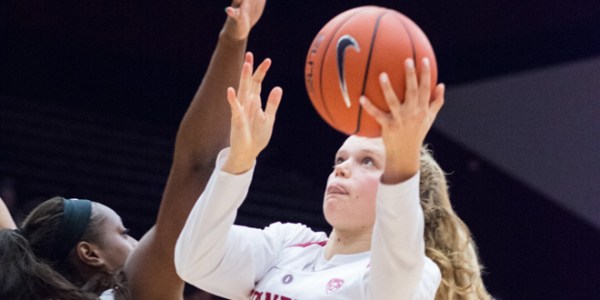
[305,6,437,137]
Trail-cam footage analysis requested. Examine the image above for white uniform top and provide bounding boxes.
[175,149,441,300]
[99,289,114,300]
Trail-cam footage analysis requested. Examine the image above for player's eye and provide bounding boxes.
[333,156,345,168]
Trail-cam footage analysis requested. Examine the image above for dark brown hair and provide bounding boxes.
[0,197,129,299]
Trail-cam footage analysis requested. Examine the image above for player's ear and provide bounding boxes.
[75,241,104,267]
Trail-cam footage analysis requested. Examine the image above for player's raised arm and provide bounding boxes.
[123,1,267,299]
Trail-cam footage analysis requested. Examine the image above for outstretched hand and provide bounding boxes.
[222,52,282,174]
[222,0,266,41]
[360,58,445,183]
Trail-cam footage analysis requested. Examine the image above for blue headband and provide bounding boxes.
[48,198,92,261]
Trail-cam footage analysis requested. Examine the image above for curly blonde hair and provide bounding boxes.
[419,147,492,300]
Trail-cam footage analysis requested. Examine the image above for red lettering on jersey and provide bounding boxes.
[250,290,295,300]
[250,290,263,300]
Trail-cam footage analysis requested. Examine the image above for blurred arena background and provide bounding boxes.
[1,1,599,299]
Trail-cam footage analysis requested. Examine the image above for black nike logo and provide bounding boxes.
[336,35,361,108]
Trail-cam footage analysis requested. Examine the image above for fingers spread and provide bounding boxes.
[251,58,272,96]
[429,83,445,118]
[227,87,242,119]
[225,7,240,19]
[244,52,254,66]
[264,87,283,121]
[253,58,271,82]
[237,62,253,101]
[360,95,387,124]
[378,72,401,116]
[418,58,431,108]
[404,58,418,107]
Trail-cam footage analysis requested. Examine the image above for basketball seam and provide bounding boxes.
[317,10,365,127]
[353,12,386,135]
[395,13,417,74]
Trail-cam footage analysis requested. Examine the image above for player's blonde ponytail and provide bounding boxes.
[419,147,492,300]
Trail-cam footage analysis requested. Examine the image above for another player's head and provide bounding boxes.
[0,197,136,299]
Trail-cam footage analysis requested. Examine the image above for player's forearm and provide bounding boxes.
[369,173,425,298]
[173,32,247,170]
[175,149,255,285]
[152,26,248,257]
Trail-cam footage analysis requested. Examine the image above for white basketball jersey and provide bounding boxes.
[175,149,441,300]
[251,241,370,299]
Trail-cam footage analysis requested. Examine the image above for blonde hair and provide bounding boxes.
[419,147,492,300]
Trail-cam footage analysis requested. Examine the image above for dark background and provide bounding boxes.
[2,1,599,299]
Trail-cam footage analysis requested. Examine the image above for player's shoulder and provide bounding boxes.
[263,222,316,234]
[264,222,327,247]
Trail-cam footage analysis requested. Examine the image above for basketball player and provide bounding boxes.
[175,57,447,299]
[0,1,267,299]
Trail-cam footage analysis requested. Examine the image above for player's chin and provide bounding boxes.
[323,199,347,220]
[323,194,348,209]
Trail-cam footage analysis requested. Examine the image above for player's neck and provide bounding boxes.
[324,228,372,260]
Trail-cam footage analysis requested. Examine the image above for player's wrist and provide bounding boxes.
[221,150,255,174]
[220,18,250,42]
